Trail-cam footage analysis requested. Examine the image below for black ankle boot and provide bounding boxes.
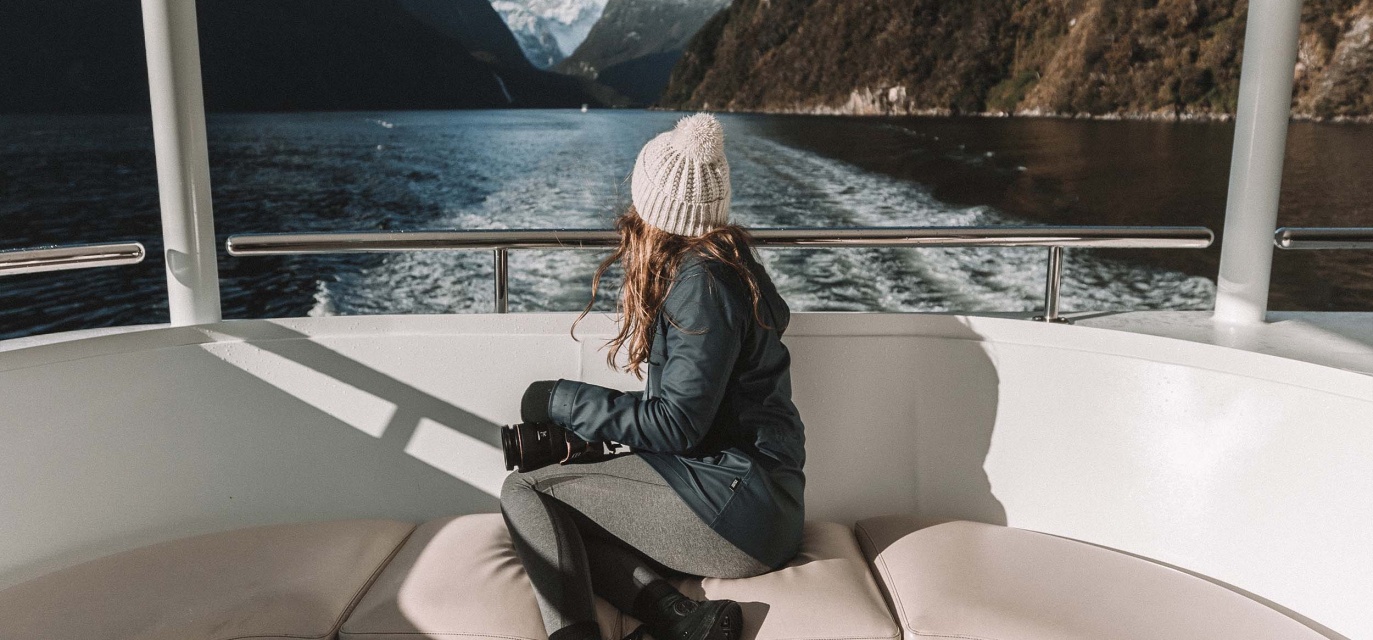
[633,581,743,640]
[653,598,743,640]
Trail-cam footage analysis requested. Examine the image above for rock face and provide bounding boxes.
[557,0,731,105]
[0,0,598,113]
[490,0,608,69]
[399,0,535,70]
[661,0,1373,121]
[1295,1,1373,120]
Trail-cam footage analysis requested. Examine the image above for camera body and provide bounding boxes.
[501,422,617,473]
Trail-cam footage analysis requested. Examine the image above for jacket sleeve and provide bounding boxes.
[547,267,743,453]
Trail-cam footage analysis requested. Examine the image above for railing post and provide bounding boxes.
[493,248,509,313]
[1034,246,1069,323]
[141,0,221,325]
[1212,0,1302,325]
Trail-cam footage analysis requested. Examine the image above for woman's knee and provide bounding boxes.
[500,470,538,504]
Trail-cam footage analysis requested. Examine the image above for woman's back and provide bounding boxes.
[635,250,806,569]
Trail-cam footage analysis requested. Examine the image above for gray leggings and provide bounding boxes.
[500,453,769,637]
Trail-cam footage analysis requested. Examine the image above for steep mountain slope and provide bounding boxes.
[556,0,730,105]
[197,0,602,112]
[662,0,1373,120]
[0,0,597,113]
[398,0,533,69]
[490,0,608,68]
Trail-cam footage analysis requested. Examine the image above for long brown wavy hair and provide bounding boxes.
[573,207,770,378]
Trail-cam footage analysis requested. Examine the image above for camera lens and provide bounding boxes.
[501,425,521,471]
[502,422,564,473]
[502,422,605,473]
[523,423,560,472]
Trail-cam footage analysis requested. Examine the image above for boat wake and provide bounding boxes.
[313,120,1214,317]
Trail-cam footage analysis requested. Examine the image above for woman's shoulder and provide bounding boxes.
[673,253,743,292]
[666,253,748,319]
[677,244,759,275]
[674,251,713,274]
[668,249,791,333]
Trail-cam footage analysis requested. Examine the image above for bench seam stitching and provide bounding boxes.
[855,522,911,639]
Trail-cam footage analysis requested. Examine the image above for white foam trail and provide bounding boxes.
[322,117,631,315]
[732,137,1214,313]
[320,115,1214,316]
[309,279,337,317]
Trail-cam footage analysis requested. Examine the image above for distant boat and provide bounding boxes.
[581,104,589,113]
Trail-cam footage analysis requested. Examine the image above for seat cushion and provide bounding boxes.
[0,519,416,640]
[666,521,901,640]
[854,516,1326,640]
[344,516,899,640]
[341,514,625,640]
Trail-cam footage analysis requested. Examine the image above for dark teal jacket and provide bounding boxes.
[547,251,806,569]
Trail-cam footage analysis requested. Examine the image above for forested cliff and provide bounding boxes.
[661,0,1373,121]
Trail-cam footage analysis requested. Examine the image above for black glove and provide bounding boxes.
[521,380,559,424]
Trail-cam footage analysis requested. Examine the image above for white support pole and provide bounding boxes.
[141,0,222,325]
[1213,0,1303,325]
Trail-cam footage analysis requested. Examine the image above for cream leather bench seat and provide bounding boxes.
[0,513,1326,640]
[0,514,896,640]
[341,514,901,640]
[854,515,1326,640]
[0,519,416,640]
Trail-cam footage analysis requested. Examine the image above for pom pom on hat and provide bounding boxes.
[631,113,732,237]
[669,113,725,161]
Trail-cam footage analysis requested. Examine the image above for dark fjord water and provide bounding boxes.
[0,110,1368,340]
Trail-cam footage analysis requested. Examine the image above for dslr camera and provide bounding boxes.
[501,422,619,473]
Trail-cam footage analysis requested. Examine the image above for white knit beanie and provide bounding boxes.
[631,113,731,237]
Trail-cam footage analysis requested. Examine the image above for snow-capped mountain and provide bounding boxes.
[556,0,731,104]
[490,0,608,69]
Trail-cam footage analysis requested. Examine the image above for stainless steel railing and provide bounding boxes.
[1274,227,1373,250]
[0,242,147,277]
[226,226,1215,322]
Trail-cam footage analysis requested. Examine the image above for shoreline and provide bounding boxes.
[8,106,1371,124]
[655,103,1373,125]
